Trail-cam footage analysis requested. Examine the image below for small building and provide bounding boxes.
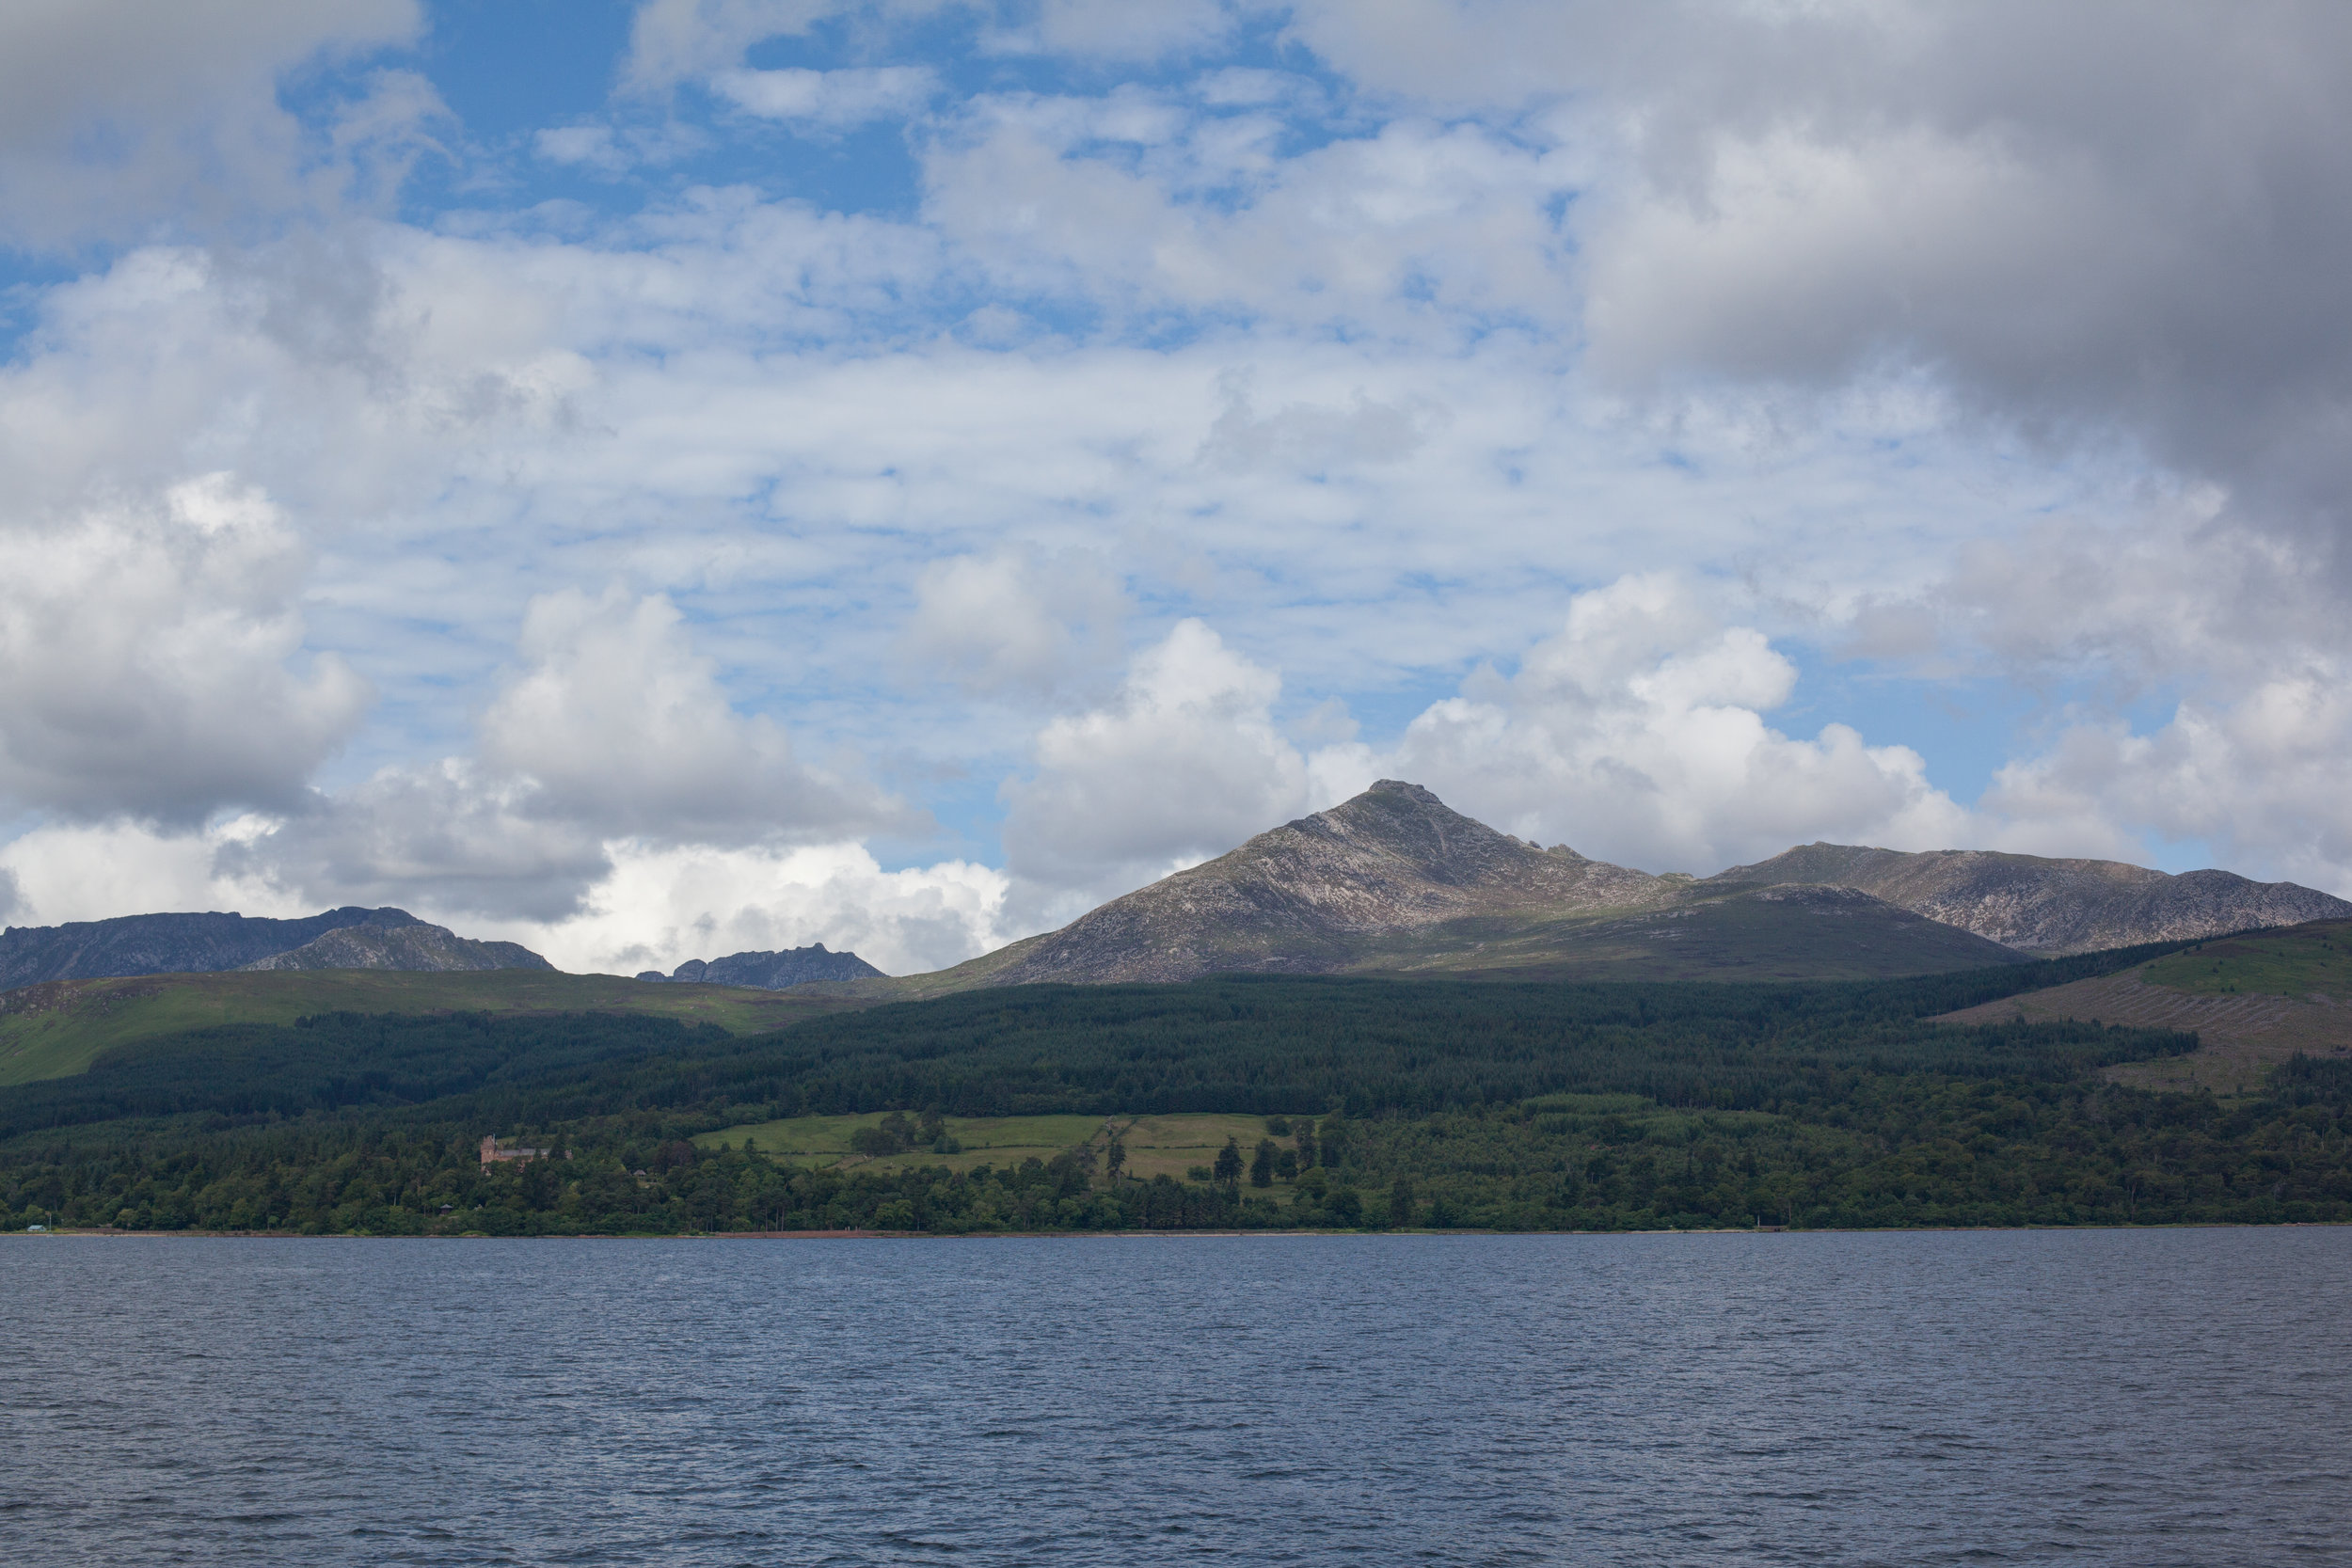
[480,1135,569,1167]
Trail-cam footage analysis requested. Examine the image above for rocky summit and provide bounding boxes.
[890,780,2350,990]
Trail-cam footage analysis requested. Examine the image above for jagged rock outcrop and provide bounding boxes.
[240,921,551,974]
[1705,844,2352,954]
[981,780,1678,985]
[635,943,883,989]
[0,907,426,989]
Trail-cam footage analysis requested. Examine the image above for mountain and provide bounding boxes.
[0,907,427,988]
[636,943,883,989]
[240,921,551,974]
[967,781,1675,985]
[1705,844,2352,954]
[890,781,2021,990]
[878,780,2347,991]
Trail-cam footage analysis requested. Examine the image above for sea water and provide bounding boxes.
[2,1227,2347,1565]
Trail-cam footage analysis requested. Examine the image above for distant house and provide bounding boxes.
[480,1135,568,1167]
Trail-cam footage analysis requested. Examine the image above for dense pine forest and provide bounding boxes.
[4,942,2349,1235]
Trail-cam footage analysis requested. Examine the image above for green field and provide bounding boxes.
[695,1109,1296,1184]
[2139,920,2352,999]
[0,968,860,1086]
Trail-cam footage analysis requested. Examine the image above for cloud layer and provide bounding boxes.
[4,1,2349,974]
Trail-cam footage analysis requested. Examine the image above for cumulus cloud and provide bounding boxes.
[1000,618,1373,901]
[215,586,903,923]
[1387,576,1975,874]
[0,818,1007,976]
[1291,1,2352,558]
[480,586,891,844]
[473,839,1009,976]
[0,475,371,825]
[1987,671,2352,895]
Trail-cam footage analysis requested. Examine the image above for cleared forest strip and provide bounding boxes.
[1934,970,2351,1094]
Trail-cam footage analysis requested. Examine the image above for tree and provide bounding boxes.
[1105,1136,1127,1181]
[1214,1136,1244,1186]
[1388,1175,1414,1228]
[1295,1121,1318,1169]
[1249,1139,1277,1187]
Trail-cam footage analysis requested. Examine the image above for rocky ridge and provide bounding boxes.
[0,907,428,988]
[636,943,883,989]
[240,922,552,974]
[893,780,2348,990]
[1705,844,2352,954]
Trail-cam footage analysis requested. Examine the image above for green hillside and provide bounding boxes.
[0,968,861,1086]
[2139,920,2352,998]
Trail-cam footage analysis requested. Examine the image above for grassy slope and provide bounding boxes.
[1933,919,2352,1094]
[2139,920,2352,997]
[0,969,864,1087]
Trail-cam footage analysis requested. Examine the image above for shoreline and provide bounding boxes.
[9,1219,2346,1242]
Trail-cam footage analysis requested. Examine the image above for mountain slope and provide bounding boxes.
[1706,844,2352,954]
[0,907,426,988]
[240,922,552,974]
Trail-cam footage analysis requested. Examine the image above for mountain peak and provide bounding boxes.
[983,780,1673,985]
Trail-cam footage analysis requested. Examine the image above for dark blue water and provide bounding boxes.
[2,1229,2348,1566]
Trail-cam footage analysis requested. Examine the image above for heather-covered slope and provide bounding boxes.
[1706,844,2351,954]
[0,907,426,988]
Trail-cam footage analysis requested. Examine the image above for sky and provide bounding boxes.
[2,0,2349,977]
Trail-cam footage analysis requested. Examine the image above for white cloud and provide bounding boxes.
[1019,0,1235,62]
[1986,671,2352,897]
[472,839,1009,975]
[0,475,372,824]
[480,586,894,844]
[0,0,427,247]
[712,66,938,128]
[1000,619,1373,902]
[1387,575,1976,874]
[0,817,1009,976]
[622,0,843,93]
[900,546,1126,697]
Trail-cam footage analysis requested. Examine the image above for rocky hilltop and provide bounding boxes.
[1705,844,2352,954]
[636,943,882,989]
[0,907,429,988]
[241,921,552,974]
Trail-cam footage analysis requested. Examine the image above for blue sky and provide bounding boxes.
[1,0,2347,974]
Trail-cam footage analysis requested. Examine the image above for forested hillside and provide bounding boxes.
[4,942,2347,1236]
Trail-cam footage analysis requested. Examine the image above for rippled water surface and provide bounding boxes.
[3,1228,2349,1565]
